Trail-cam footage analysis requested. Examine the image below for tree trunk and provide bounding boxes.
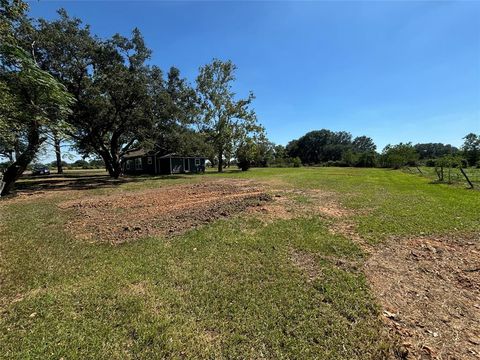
[111,158,122,179]
[0,124,42,197]
[217,149,223,172]
[54,134,63,174]
[99,149,122,179]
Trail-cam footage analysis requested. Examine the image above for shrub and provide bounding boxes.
[292,157,302,167]
[324,160,348,167]
[381,143,419,169]
[237,159,251,171]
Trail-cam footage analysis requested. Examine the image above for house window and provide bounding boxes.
[125,160,131,170]
[195,158,200,166]
[135,158,142,170]
[147,157,152,165]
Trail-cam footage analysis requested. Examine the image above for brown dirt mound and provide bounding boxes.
[365,235,480,359]
[59,181,271,244]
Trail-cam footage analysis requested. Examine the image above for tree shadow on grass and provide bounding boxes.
[13,173,188,194]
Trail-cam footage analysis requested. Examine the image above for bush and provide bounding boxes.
[324,160,348,167]
[237,159,251,171]
[381,143,418,169]
[355,151,377,167]
[292,157,302,167]
[268,157,302,168]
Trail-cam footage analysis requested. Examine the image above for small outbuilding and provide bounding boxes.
[122,149,206,175]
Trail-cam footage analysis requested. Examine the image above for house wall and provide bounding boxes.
[123,156,156,175]
[124,156,206,175]
[189,158,205,173]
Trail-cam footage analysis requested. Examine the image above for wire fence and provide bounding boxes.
[406,166,480,188]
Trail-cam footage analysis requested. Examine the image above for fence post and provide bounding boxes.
[460,168,474,189]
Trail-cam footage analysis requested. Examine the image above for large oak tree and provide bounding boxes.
[27,11,154,178]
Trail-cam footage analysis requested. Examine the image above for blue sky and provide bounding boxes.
[28,0,480,159]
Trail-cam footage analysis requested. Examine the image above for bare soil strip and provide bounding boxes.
[365,234,480,360]
[59,181,270,244]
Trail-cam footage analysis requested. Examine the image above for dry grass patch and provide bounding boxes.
[289,248,322,283]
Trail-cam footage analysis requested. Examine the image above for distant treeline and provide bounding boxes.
[236,130,479,170]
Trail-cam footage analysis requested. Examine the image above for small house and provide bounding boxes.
[122,149,206,175]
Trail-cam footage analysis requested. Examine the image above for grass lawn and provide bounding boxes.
[0,168,478,359]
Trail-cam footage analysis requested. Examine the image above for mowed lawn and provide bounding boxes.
[0,168,479,359]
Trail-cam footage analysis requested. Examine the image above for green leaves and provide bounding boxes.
[381,142,419,169]
[0,5,76,195]
[462,133,480,166]
[196,59,262,171]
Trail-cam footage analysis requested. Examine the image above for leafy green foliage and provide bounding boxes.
[235,138,256,171]
[146,66,212,157]
[26,12,154,178]
[380,142,418,169]
[352,135,376,153]
[462,133,479,166]
[196,59,262,172]
[286,130,376,167]
[0,2,74,195]
[414,142,458,160]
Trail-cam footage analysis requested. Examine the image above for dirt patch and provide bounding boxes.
[248,193,297,221]
[59,180,271,244]
[289,248,322,282]
[123,281,150,297]
[365,234,480,359]
[249,188,353,223]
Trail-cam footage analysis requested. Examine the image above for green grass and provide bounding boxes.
[206,167,480,241]
[1,167,479,359]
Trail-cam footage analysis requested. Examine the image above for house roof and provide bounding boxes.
[123,149,205,159]
[122,149,152,158]
[158,153,206,159]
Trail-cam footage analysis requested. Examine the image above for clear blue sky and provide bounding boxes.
[28,0,480,157]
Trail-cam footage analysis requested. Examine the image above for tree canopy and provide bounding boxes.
[462,133,479,166]
[286,129,376,166]
[196,59,262,172]
[0,1,74,196]
[381,143,418,169]
[414,143,458,160]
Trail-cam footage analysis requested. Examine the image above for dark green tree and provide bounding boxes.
[286,129,353,164]
[462,133,479,166]
[146,66,211,157]
[352,136,376,153]
[236,137,256,171]
[414,143,458,160]
[0,1,73,196]
[26,11,154,178]
[381,143,418,169]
